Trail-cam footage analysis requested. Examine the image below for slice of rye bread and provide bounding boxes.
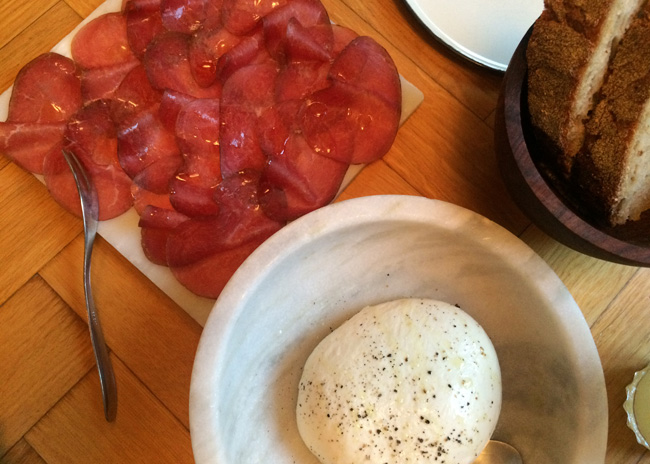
[574,4,650,225]
[526,0,645,176]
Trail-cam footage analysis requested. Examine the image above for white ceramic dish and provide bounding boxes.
[403,0,543,71]
[189,195,607,464]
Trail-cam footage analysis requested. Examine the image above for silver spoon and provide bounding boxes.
[474,440,522,464]
[63,149,118,422]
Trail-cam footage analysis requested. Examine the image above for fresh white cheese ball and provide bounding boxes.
[296,298,501,464]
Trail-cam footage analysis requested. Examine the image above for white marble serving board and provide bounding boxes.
[0,0,424,326]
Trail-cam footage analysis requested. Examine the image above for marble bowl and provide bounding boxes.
[495,28,650,265]
[189,195,607,464]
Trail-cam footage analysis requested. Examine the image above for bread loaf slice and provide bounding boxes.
[527,0,645,176]
[574,5,650,225]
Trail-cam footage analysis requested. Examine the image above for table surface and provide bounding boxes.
[1,0,649,463]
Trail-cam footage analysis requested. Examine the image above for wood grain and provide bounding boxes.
[0,0,648,462]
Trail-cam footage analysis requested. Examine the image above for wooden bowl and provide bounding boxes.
[495,28,650,266]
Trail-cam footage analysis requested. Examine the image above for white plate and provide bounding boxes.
[189,195,608,464]
[403,0,543,71]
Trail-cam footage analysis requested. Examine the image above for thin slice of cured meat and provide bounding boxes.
[328,36,401,108]
[124,0,165,58]
[300,81,400,164]
[139,205,189,264]
[220,63,278,177]
[170,98,222,217]
[262,0,331,62]
[71,13,137,69]
[110,64,163,124]
[275,60,329,101]
[331,24,358,55]
[166,170,284,267]
[80,58,140,103]
[215,28,272,84]
[144,32,222,98]
[189,26,241,88]
[158,90,196,131]
[170,234,267,298]
[132,184,174,214]
[222,0,287,35]
[7,53,82,124]
[161,0,207,34]
[117,106,183,193]
[283,18,332,63]
[49,100,134,220]
[0,122,66,174]
[259,132,347,221]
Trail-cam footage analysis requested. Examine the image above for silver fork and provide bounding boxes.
[63,149,118,422]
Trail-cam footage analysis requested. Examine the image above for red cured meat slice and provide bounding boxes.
[170,98,222,217]
[7,53,82,124]
[110,64,163,124]
[144,32,222,98]
[71,13,137,69]
[132,184,174,214]
[80,58,140,103]
[51,100,134,220]
[117,106,183,193]
[222,0,287,35]
[0,122,66,174]
[220,63,278,177]
[161,0,207,34]
[202,0,224,30]
[43,147,134,221]
[158,90,196,130]
[259,132,347,221]
[166,170,283,267]
[139,205,189,264]
[275,60,329,102]
[300,81,400,164]
[331,24,358,55]
[283,18,332,62]
[189,26,240,88]
[215,28,272,83]
[328,36,401,107]
[124,0,165,58]
[169,234,266,298]
[262,0,331,62]
[64,100,119,167]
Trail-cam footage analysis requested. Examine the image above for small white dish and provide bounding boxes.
[189,195,607,464]
[403,0,543,71]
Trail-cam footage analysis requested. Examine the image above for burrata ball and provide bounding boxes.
[296,298,501,464]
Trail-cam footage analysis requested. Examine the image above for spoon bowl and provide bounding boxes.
[475,440,523,464]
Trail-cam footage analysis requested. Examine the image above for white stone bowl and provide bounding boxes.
[189,195,607,464]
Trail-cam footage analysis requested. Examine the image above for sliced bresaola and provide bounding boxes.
[221,0,288,35]
[189,26,241,88]
[166,170,284,267]
[6,53,82,124]
[49,100,134,220]
[328,36,401,107]
[117,106,183,193]
[262,0,331,62]
[275,60,329,102]
[169,234,267,298]
[124,0,165,58]
[300,81,400,164]
[109,64,163,124]
[220,63,278,177]
[144,31,222,98]
[215,28,272,83]
[161,0,206,34]
[71,13,137,69]
[0,122,66,174]
[259,131,347,221]
[132,184,174,214]
[170,98,222,217]
[138,205,189,265]
[80,59,140,103]
[158,89,196,131]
